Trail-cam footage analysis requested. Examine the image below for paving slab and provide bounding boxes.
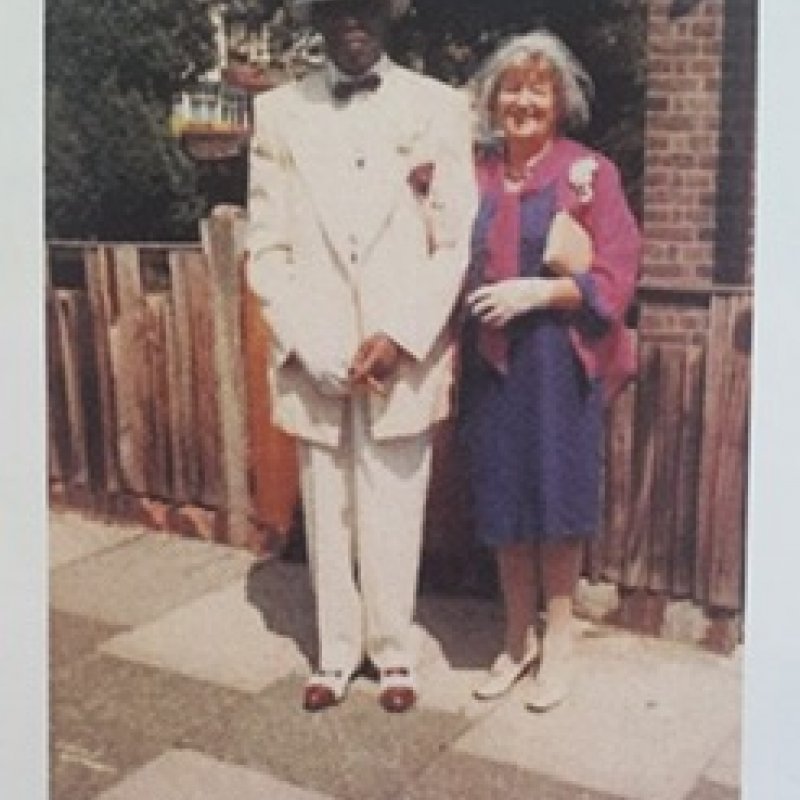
[50,654,245,800]
[454,629,741,800]
[397,750,627,800]
[52,739,126,800]
[702,729,741,788]
[683,779,740,800]
[50,532,253,627]
[100,571,312,693]
[94,749,335,800]
[178,674,470,800]
[50,609,127,673]
[49,511,143,569]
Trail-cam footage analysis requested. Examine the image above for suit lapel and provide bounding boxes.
[283,73,353,266]
[284,67,433,275]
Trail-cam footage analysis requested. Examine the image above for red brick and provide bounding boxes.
[685,208,714,224]
[692,21,718,38]
[646,134,670,150]
[645,226,695,243]
[648,76,699,94]
[647,95,670,112]
[690,59,719,76]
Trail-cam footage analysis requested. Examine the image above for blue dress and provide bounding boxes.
[459,179,605,547]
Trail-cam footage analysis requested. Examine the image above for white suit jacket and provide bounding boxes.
[246,61,477,447]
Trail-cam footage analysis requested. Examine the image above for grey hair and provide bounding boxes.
[471,30,594,144]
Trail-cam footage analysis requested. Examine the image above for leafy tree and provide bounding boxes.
[45,0,218,240]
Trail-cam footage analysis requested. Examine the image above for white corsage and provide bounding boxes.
[569,156,599,204]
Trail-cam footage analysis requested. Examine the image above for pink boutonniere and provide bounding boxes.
[408,161,435,198]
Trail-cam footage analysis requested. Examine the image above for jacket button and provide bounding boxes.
[356,157,365,168]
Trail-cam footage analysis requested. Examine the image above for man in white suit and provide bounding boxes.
[246,0,476,712]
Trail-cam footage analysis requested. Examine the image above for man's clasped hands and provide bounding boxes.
[294,332,401,398]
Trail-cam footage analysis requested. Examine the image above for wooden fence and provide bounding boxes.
[592,285,751,621]
[46,219,751,633]
[47,217,299,554]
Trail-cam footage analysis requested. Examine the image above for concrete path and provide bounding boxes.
[49,510,741,800]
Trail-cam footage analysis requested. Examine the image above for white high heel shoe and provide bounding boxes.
[523,633,575,712]
[473,631,540,700]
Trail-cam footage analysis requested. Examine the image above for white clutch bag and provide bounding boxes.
[542,211,593,276]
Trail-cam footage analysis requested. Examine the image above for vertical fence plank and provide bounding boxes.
[145,293,172,498]
[185,250,222,509]
[697,294,751,610]
[623,342,660,588]
[85,247,122,497]
[164,283,187,504]
[647,345,685,594]
[202,217,250,545]
[53,290,90,493]
[671,343,705,597]
[111,245,149,495]
[601,380,636,583]
[168,251,201,503]
[73,286,106,503]
[46,286,72,484]
[696,296,726,605]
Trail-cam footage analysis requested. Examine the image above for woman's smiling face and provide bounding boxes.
[493,56,561,146]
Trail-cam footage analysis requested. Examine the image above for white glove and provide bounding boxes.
[467,278,554,328]
[295,341,351,398]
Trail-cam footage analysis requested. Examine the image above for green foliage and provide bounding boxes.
[45,0,217,240]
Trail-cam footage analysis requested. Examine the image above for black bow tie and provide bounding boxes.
[332,72,381,102]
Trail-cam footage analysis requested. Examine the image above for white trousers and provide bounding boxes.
[298,397,432,676]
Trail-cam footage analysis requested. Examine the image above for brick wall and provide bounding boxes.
[643,0,725,288]
[641,0,755,330]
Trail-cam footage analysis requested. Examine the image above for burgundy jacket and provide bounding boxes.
[475,138,642,400]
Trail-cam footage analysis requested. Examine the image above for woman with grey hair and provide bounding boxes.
[460,30,640,711]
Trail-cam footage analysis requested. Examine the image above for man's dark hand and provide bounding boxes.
[348,333,401,393]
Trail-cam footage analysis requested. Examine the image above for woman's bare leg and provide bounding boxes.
[525,537,583,710]
[497,541,538,660]
[474,542,539,699]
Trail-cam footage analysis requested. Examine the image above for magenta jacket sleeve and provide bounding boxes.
[572,156,640,328]
[566,154,642,400]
